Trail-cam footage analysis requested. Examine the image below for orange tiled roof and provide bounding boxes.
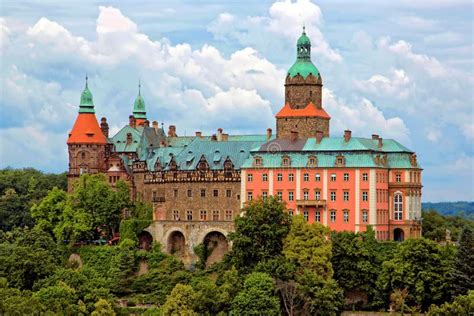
[135,118,147,126]
[275,102,331,119]
[67,113,107,145]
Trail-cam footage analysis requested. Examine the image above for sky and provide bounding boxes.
[0,0,473,202]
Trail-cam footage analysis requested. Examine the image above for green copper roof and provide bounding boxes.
[110,125,143,153]
[133,83,147,119]
[288,27,320,79]
[79,76,95,113]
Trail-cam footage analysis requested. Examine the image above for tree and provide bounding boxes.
[162,284,197,316]
[231,272,280,316]
[228,197,291,272]
[31,187,68,237]
[33,283,80,314]
[191,276,220,314]
[284,215,332,277]
[91,298,116,316]
[377,238,453,311]
[427,291,474,315]
[450,225,474,296]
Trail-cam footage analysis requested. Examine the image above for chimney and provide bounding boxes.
[378,137,383,148]
[266,128,272,140]
[143,120,150,127]
[129,115,136,128]
[316,130,323,144]
[372,134,379,140]
[100,117,109,138]
[217,128,223,141]
[195,131,202,138]
[290,130,298,142]
[344,130,351,142]
[168,125,176,137]
[222,133,229,141]
[211,134,217,141]
[126,132,132,145]
[152,121,159,134]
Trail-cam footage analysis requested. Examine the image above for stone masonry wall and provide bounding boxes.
[276,116,330,139]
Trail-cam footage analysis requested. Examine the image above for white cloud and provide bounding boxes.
[426,129,441,142]
[208,0,342,63]
[96,6,138,34]
[357,69,413,99]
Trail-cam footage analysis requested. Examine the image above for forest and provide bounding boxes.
[0,168,472,315]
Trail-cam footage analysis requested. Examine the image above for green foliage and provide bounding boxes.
[284,215,332,277]
[228,196,291,272]
[422,209,474,241]
[0,227,61,289]
[422,201,474,217]
[162,283,197,316]
[231,272,280,316]
[119,219,152,245]
[33,283,80,314]
[91,298,116,316]
[0,287,43,315]
[427,291,474,315]
[377,238,454,311]
[450,225,474,296]
[31,187,68,237]
[0,168,67,231]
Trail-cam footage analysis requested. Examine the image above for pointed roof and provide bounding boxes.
[79,76,95,114]
[275,102,330,119]
[133,81,147,120]
[288,27,320,79]
[67,113,107,145]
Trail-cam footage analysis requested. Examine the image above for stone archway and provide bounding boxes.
[167,231,186,258]
[203,231,229,267]
[138,231,153,250]
[394,228,405,242]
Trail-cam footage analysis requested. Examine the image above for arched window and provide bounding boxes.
[394,193,403,220]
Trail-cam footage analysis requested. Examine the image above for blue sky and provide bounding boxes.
[0,0,473,202]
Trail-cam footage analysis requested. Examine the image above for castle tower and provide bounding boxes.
[67,77,108,191]
[132,82,147,126]
[276,27,331,139]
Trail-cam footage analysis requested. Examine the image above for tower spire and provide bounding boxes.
[79,75,95,113]
[133,80,147,123]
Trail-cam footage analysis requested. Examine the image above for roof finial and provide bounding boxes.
[85,74,88,88]
[138,79,141,96]
[302,24,306,34]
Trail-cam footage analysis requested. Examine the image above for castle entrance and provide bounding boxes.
[167,231,186,258]
[203,231,229,267]
[394,228,405,242]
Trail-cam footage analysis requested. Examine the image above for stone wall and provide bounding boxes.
[67,143,108,191]
[276,116,330,139]
[285,74,322,109]
[146,220,234,266]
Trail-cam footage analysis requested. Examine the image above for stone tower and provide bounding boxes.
[67,77,108,191]
[276,27,330,139]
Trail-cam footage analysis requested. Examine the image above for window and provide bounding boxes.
[396,174,401,183]
[186,210,193,221]
[200,189,206,197]
[277,191,283,201]
[303,191,309,200]
[262,173,268,181]
[394,193,403,220]
[362,211,368,223]
[330,210,336,223]
[174,189,178,198]
[213,189,219,197]
[344,173,349,181]
[303,210,309,221]
[247,191,253,201]
[309,157,316,165]
[303,173,309,181]
[343,191,349,201]
[289,173,294,181]
[247,174,253,182]
[362,173,368,181]
[262,191,268,200]
[213,210,220,221]
[331,173,336,181]
[343,210,349,222]
[315,211,321,222]
[315,173,321,181]
[330,191,336,201]
[225,210,233,221]
[362,191,368,201]
[277,173,283,181]
[282,157,290,166]
[288,191,294,201]
[152,191,157,200]
[200,210,207,220]
[315,191,320,200]
[173,210,179,220]
[187,189,192,197]
[226,189,232,198]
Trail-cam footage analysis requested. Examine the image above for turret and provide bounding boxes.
[132,81,147,126]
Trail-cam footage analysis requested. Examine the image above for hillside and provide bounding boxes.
[422,201,474,217]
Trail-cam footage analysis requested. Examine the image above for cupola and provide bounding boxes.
[133,82,147,125]
[79,76,95,113]
[287,26,320,79]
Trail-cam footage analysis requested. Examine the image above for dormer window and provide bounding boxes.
[282,155,291,167]
[335,155,345,167]
[197,156,209,172]
[307,155,317,167]
[253,156,263,167]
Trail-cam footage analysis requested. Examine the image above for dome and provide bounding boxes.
[297,32,311,46]
[287,27,320,79]
[79,76,95,113]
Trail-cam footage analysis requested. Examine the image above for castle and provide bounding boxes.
[67,28,422,265]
